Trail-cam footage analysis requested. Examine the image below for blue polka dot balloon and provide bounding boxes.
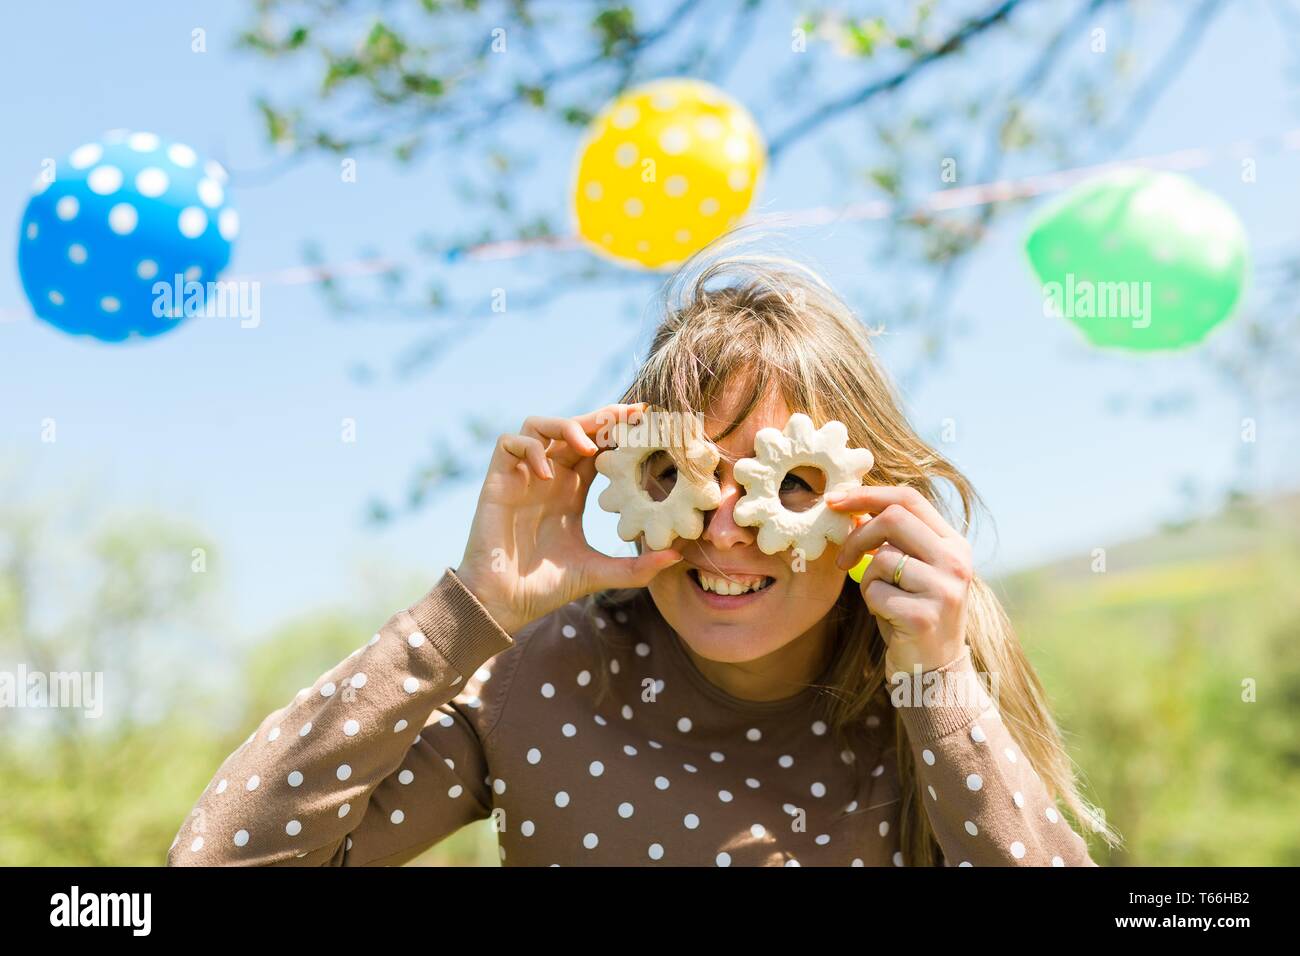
[17,130,238,342]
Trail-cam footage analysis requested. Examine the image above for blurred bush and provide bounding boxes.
[999,493,1300,865]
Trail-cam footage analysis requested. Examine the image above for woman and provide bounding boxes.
[168,250,1116,867]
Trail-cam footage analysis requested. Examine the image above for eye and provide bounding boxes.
[642,452,678,502]
[778,466,825,511]
[779,472,813,494]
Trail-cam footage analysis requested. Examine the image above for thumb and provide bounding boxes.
[590,548,684,590]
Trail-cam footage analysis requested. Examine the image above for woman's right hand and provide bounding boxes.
[453,402,685,634]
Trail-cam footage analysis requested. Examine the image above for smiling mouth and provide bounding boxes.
[687,568,776,596]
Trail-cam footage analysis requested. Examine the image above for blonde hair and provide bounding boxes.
[589,233,1119,865]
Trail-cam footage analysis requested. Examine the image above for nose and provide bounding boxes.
[701,468,756,550]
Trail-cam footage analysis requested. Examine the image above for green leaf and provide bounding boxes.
[592,6,636,56]
[395,139,421,163]
[257,99,292,144]
[847,17,888,57]
[323,56,364,94]
[236,28,276,54]
[402,73,445,97]
[363,21,406,66]
[868,166,899,195]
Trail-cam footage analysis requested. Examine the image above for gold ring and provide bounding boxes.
[892,553,910,588]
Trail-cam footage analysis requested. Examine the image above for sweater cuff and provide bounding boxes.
[886,644,995,743]
[407,568,515,678]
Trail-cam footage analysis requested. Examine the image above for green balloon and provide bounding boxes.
[1024,169,1249,351]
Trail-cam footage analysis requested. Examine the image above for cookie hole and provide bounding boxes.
[779,465,826,512]
[641,450,677,502]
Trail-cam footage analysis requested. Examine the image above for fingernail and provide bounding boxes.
[825,492,845,503]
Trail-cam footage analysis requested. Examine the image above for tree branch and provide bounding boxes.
[768,0,1039,159]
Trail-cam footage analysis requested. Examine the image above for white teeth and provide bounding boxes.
[696,572,770,595]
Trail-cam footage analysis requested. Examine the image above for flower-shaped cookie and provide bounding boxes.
[733,413,874,559]
[595,410,722,550]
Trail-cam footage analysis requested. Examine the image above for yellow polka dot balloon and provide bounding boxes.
[572,78,766,270]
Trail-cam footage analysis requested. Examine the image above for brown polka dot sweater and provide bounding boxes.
[167,569,1098,867]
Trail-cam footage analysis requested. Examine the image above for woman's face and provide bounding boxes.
[643,388,848,665]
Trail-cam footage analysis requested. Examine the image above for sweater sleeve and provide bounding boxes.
[889,644,1098,867]
[167,568,515,867]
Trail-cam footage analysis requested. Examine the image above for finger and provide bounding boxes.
[519,415,605,471]
[490,433,529,475]
[517,403,648,448]
[573,453,600,496]
[497,433,553,480]
[574,402,651,449]
[520,415,601,455]
[588,547,683,590]
[861,577,939,636]
[551,418,606,469]
[855,543,942,595]
[825,484,959,539]
[835,503,945,569]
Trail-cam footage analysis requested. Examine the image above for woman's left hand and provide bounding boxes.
[826,485,974,676]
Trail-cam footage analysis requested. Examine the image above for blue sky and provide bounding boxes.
[2,1,1298,640]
